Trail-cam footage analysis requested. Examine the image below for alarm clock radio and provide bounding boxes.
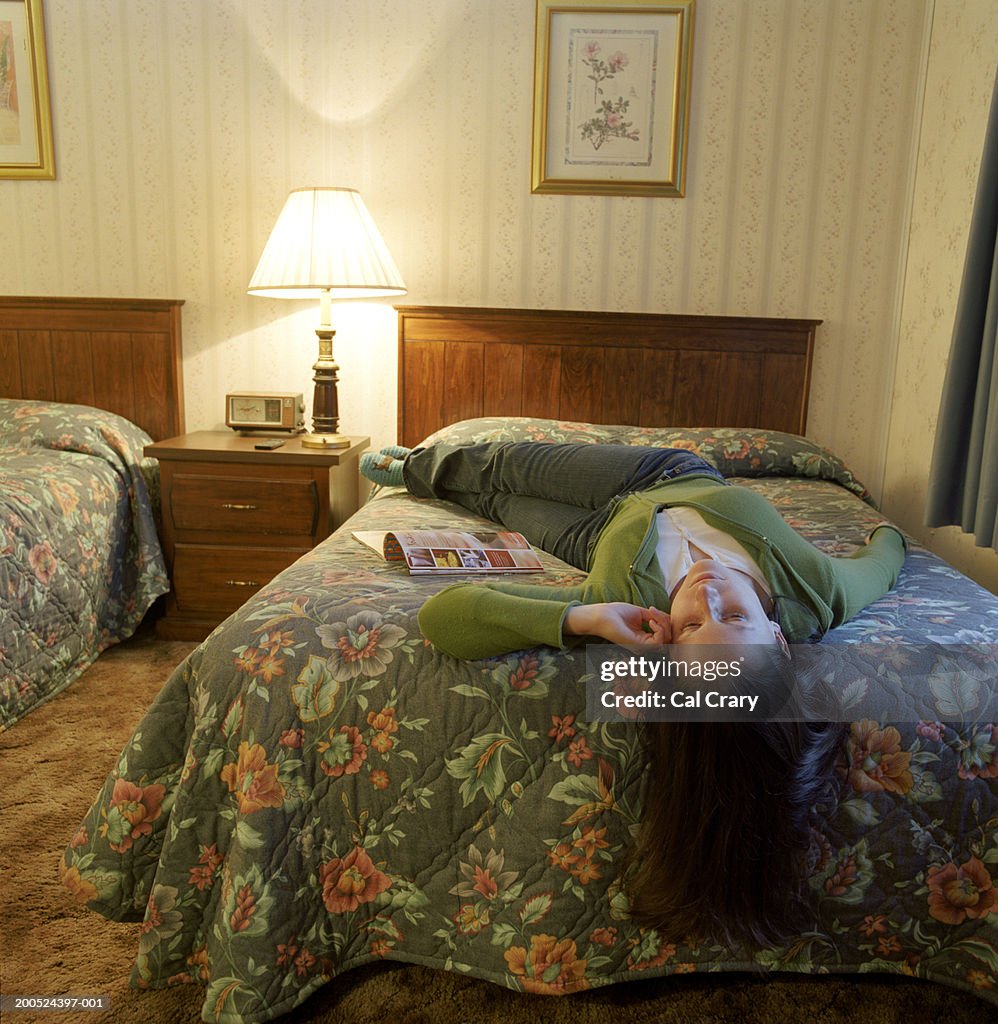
[225,392,306,433]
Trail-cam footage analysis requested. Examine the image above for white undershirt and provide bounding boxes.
[655,506,771,599]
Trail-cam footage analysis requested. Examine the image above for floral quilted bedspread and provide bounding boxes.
[0,399,168,730]
[64,419,998,1022]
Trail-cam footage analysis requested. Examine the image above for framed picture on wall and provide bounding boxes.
[0,0,54,179]
[531,0,694,197]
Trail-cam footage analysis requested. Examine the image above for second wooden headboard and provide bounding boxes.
[396,306,820,448]
[0,296,185,441]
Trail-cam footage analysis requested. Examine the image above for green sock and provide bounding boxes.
[360,452,406,487]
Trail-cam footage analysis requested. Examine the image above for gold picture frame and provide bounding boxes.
[531,0,694,197]
[0,0,54,179]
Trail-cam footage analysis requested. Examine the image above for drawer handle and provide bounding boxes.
[221,503,258,511]
[225,579,260,588]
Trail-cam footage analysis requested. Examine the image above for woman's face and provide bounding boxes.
[669,559,782,646]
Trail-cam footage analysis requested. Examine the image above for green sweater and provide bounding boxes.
[417,476,907,659]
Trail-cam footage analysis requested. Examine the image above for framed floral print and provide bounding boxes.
[0,0,54,179]
[531,0,694,197]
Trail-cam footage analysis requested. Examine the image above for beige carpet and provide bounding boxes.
[1,624,992,1024]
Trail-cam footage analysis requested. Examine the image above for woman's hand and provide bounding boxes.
[564,602,672,646]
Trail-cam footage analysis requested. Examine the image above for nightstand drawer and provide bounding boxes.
[172,545,306,614]
[169,473,319,536]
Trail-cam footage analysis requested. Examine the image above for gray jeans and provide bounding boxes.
[403,441,725,570]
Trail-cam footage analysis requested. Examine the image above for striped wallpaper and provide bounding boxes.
[1,0,995,585]
[885,0,998,591]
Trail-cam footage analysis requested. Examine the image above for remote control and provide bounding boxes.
[254,438,285,450]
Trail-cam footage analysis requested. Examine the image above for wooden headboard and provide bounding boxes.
[0,296,185,441]
[397,306,820,447]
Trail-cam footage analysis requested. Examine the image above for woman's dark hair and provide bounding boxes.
[624,628,846,951]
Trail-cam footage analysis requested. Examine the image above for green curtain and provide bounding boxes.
[926,70,998,550]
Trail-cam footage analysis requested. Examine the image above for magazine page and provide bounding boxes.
[352,529,543,575]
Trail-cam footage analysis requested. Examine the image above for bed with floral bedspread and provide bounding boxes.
[63,418,998,1022]
[0,399,168,731]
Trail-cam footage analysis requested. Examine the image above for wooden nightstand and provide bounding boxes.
[145,431,369,640]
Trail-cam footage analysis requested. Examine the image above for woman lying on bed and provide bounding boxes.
[363,440,906,657]
[363,439,908,952]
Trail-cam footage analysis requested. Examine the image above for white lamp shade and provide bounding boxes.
[247,187,407,299]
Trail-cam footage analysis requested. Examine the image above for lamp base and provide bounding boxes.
[300,431,351,449]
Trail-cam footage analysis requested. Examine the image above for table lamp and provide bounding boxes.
[248,187,407,448]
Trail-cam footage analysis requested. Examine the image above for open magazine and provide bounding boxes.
[352,528,544,575]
